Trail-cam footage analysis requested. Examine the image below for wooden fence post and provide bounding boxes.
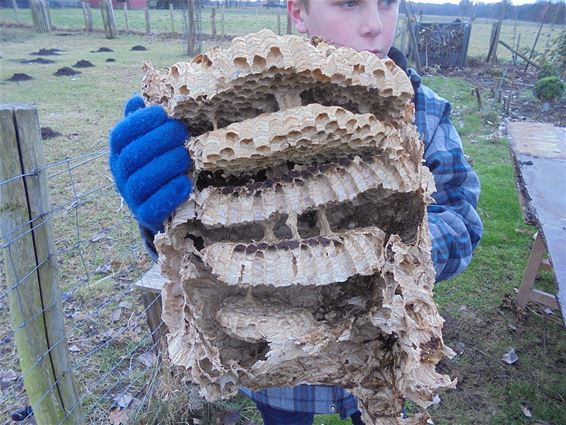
[486,20,502,63]
[210,7,216,39]
[11,0,20,25]
[100,0,117,39]
[123,2,129,32]
[144,6,151,34]
[30,0,51,33]
[0,104,82,425]
[286,14,291,35]
[220,7,225,38]
[82,0,93,32]
[169,3,175,34]
[400,0,421,73]
[181,6,188,36]
[524,21,544,74]
[187,0,196,55]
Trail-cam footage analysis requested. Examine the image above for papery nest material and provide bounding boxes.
[142,29,455,425]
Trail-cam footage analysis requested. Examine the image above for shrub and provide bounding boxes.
[533,76,564,102]
[538,63,559,80]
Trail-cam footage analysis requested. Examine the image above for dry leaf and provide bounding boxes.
[119,301,132,309]
[111,308,122,323]
[0,370,19,389]
[90,229,110,242]
[108,407,129,425]
[520,402,532,418]
[10,405,33,422]
[68,344,81,352]
[0,370,19,383]
[94,263,112,275]
[217,410,240,425]
[138,352,156,368]
[502,348,518,365]
[113,393,134,409]
[454,342,465,355]
[138,256,149,267]
[432,394,441,406]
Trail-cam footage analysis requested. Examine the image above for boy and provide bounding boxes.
[109,1,483,423]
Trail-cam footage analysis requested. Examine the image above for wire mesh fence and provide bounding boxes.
[0,104,175,424]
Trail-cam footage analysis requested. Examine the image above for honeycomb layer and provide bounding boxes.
[188,104,403,175]
[193,152,422,227]
[141,29,414,135]
[201,227,386,286]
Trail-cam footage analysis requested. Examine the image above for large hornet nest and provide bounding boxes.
[142,29,455,424]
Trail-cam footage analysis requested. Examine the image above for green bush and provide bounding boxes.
[538,63,559,80]
[533,76,565,102]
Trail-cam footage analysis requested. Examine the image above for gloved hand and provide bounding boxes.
[109,95,192,234]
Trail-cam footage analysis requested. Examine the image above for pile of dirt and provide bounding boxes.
[7,73,32,81]
[130,45,147,51]
[19,58,56,64]
[54,67,80,77]
[72,60,95,68]
[30,48,62,56]
[41,127,62,139]
[106,58,116,62]
[91,47,113,53]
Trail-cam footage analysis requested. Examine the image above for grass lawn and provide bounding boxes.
[1,26,564,425]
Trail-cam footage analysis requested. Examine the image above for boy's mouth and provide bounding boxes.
[365,49,384,57]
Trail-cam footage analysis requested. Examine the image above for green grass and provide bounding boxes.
[1,26,565,425]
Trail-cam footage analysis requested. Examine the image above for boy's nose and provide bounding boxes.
[360,6,383,37]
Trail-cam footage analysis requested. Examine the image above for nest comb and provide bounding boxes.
[142,29,455,425]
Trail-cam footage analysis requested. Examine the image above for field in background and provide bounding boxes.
[1,6,563,62]
[1,15,565,425]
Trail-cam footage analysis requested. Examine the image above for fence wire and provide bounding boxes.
[0,142,171,424]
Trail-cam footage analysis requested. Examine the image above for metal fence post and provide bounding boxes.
[0,104,82,425]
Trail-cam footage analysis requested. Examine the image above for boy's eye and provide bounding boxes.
[379,0,397,7]
[340,0,359,8]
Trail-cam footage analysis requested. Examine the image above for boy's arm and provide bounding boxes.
[420,88,483,282]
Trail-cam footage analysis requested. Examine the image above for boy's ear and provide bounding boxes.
[288,0,308,34]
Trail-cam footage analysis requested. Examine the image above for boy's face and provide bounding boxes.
[288,0,399,59]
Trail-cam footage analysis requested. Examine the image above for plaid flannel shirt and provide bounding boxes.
[239,69,483,418]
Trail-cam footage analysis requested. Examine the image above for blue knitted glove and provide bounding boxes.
[109,95,192,234]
